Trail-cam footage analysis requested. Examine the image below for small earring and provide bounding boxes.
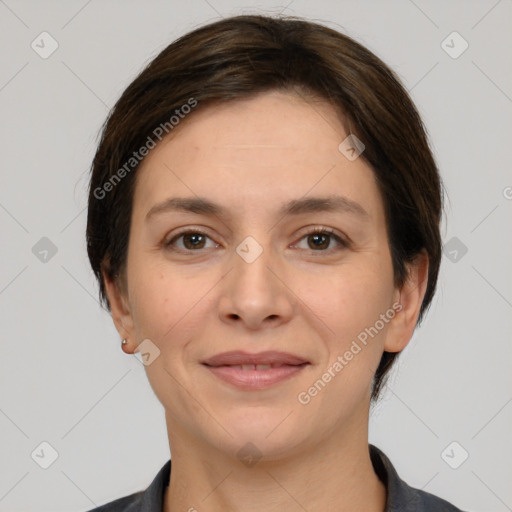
[121,339,128,346]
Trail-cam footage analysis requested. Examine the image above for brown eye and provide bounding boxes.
[307,232,330,250]
[295,228,348,252]
[181,233,207,250]
[165,230,216,251]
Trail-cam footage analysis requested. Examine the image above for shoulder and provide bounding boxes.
[397,485,466,512]
[83,459,171,512]
[369,444,466,512]
[84,491,144,512]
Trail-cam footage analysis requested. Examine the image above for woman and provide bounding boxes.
[85,14,464,512]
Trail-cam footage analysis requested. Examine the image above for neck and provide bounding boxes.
[163,411,386,512]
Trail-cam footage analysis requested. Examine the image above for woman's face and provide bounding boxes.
[105,90,426,460]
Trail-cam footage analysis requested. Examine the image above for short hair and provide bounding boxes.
[86,14,444,401]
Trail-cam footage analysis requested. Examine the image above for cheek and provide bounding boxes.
[128,268,186,342]
[311,254,394,361]
[128,262,219,346]
[305,256,392,325]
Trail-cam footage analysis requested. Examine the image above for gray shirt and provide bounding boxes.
[86,444,465,511]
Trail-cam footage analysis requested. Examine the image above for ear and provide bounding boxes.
[102,267,136,351]
[384,250,429,353]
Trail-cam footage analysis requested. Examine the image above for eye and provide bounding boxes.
[294,227,348,252]
[164,229,218,251]
[164,226,349,254]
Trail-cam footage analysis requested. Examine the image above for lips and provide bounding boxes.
[224,364,287,370]
[201,350,309,368]
[201,351,310,390]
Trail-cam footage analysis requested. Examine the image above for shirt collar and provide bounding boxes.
[369,444,426,511]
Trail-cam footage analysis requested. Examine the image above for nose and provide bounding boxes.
[218,241,295,331]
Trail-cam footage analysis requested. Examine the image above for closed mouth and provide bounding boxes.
[200,350,311,390]
[201,350,309,368]
[204,362,310,370]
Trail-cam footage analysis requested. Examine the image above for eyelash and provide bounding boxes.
[164,226,349,254]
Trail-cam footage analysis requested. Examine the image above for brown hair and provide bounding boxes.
[86,14,444,401]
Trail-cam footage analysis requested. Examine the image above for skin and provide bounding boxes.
[104,90,428,512]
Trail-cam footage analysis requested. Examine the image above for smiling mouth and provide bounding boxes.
[203,362,310,390]
[206,363,308,370]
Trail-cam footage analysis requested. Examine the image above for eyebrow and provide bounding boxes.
[145,195,370,221]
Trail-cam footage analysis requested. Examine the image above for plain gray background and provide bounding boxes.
[1,1,511,511]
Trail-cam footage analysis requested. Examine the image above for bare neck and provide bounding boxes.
[163,414,386,512]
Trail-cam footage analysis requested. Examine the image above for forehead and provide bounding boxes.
[132,90,383,222]
[166,90,347,157]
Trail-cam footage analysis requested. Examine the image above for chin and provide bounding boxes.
[213,410,308,458]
